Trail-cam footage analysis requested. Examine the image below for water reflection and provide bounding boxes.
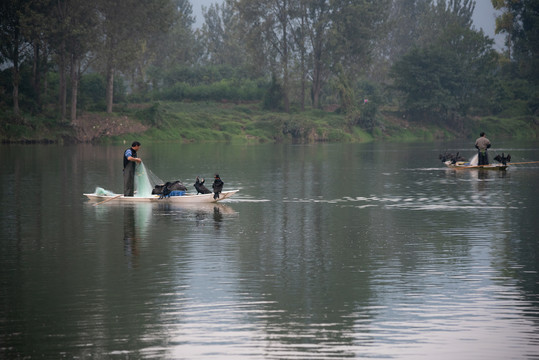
[1,142,539,359]
[119,202,236,264]
[123,206,140,267]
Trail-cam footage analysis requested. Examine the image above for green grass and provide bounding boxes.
[469,116,538,139]
[2,100,538,143]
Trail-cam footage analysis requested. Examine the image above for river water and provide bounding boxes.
[1,140,538,359]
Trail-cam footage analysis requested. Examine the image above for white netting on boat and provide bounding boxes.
[94,187,115,196]
[469,154,478,166]
[134,162,153,197]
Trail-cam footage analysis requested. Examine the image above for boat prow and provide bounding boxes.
[444,161,507,171]
[84,189,239,203]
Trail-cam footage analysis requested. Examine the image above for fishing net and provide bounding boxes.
[147,169,164,187]
[134,162,154,197]
[94,187,115,196]
[469,154,478,166]
[92,163,162,197]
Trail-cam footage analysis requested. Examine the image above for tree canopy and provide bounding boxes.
[0,0,537,127]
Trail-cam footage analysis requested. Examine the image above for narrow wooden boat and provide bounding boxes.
[84,190,239,204]
[444,161,507,170]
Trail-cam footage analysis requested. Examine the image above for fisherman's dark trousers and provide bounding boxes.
[124,162,136,196]
[478,150,489,166]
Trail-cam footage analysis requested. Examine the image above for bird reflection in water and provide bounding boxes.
[213,206,223,230]
[123,206,140,268]
[193,205,225,230]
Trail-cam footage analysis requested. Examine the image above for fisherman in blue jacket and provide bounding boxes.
[123,141,142,196]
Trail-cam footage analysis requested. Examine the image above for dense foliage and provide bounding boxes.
[0,0,537,141]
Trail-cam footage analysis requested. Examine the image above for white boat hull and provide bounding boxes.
[84,190,239,203]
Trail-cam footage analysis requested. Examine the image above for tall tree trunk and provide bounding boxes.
[58,40,67,121]
[43,61,49,97]
[12,68,20,116]
[12,27,20,116]
[311,31,324,109]
[300,51,306,111]
[106,64,114,113]
[281,0,290,113]
[12,71,20,116]
[312,58,322,109]
[41,40,49,97]
[70,55,79,122]
[299,7,306,111]
[32,41,41,110]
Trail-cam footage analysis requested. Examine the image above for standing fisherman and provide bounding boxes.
[475,132,491,166]
[124,141,142,196]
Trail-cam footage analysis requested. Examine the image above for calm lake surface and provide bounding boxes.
[1,140,538,359]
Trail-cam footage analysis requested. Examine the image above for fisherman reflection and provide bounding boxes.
[123,206,139,267]
[478,169,489,181]
[476,169,489,193]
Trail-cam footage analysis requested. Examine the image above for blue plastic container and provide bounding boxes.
[169,190,185,196]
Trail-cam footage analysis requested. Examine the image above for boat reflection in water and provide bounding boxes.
[117,201,236,267]
[151,201,236,230]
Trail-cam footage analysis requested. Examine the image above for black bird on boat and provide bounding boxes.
[494,153,511,165]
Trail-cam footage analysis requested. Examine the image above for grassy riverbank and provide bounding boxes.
[1,101,538,144]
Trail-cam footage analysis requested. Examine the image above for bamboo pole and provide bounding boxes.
[507,161,539,165]
[93,194,122,206]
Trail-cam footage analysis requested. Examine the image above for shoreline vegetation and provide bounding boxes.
[1,101,537,145]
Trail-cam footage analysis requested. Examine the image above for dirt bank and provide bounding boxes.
[72,113,148,142]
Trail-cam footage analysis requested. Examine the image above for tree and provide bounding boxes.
[49,1,66,119]
[417,0,475,41]
[0,0,32,116]
[301,0,332,109]
[44,0,99,122]
[235,0,389,111]
[237,0,297,112]
[95,0,175,113]
[201,0,247,68]
[143,0,199,96]
[391,25,496,121]
[390,0,497,121]
[370,0,432,82]
[149,0,197,71]
[294,0,389,110]
[334,63,355,113]
[492,0,539,83]
[329,0,390,78]
[19,0,54,112]
[18,0,103,121]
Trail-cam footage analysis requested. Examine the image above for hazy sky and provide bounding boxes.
[191,0,505,50]
[191,0,219,27]
[472,0,504,49]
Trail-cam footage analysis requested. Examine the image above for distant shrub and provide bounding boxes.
[136,102,166,128]
[155,78,267,102]
[219,121,243,134]
[79,74,106,111]
[328,129,347,142]
[263,76,284,111]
